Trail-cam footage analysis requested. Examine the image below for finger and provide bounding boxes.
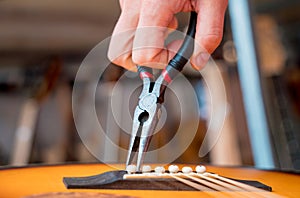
[108,0,141,71]
[167,16,178,34]
[119,0,125,9]
[132,16,177,69]
[166,39,184,62]
[190,0,228,70]
[132,0,176,69]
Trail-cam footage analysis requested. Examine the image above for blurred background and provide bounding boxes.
[0,0,299,171]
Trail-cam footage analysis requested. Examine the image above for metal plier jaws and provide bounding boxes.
[126,68,161,171]
[126,12,198,171]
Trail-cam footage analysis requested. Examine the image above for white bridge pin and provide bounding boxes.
[126,164,137,174]
[168,165,179,173]
[182,166,193,174]
[154,166,165,174]
[142,165,152,173]
[195,165,206,174]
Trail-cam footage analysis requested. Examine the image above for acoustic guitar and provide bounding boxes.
[0,163,299,198]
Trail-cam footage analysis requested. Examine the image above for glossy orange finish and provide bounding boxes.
[0,164,299,198]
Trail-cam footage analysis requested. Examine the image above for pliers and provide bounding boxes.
[126,12,197,171]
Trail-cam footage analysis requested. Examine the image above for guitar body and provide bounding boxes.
[0,163,299,198]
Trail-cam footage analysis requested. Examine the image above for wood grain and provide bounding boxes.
[0,164,299,198]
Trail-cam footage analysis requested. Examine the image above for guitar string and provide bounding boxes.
[124,171,283,198]
[193,173,243,191]
[168,173,213,191]
[183,174,250,198]
[207,173,284,198]
[191,173,264,198]
[178,173,260,198]
[183,174,228,191]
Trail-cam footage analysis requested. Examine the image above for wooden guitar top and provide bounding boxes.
[0,163,299,198]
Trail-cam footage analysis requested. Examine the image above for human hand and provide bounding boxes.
[108,0,228,71]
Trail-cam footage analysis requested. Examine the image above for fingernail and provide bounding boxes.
[193,52,210,69]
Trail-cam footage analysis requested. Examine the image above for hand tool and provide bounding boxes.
[126,12,197,171]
